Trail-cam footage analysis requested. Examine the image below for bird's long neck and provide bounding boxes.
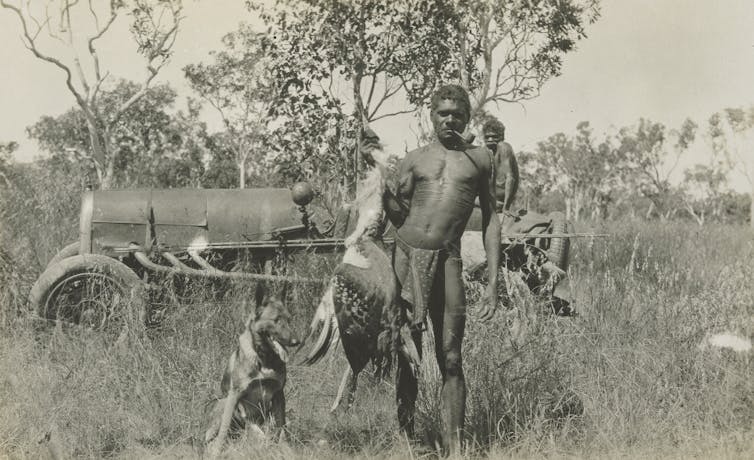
[354,166,386,238]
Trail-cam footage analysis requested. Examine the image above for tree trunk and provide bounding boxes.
[645,201,655,220]
[572,191,584,222]
[456,20,470,92]
[239,159,246,189]
[352,68,366,199]
[353,82,363,199]
[102,154,115,190]
[685,202,704,226]
[85,115,110,189]
[237,145,249,189]
[750,183,754,228]
[349,5,368,200]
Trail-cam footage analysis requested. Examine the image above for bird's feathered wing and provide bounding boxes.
[301,239,396,372]
[333,239,397,374]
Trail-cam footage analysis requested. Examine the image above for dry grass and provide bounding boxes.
[1,215,753,459]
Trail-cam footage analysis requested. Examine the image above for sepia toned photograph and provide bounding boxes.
[1,1,752,458]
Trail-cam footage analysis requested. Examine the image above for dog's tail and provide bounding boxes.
[300,281,340,365]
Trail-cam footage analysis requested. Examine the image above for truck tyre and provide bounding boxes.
[45,241,80,271]
[546,211,570,271]
[30,254,145,331]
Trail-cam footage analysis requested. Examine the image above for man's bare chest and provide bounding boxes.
[413,150,483,184]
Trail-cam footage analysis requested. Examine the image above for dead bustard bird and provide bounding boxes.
[301,130,420,412]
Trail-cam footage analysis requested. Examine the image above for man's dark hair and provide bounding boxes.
[431,84,471,120]
[483,118,506,137]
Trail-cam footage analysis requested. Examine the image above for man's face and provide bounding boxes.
[483,129,503,152]
[431,99,468,143]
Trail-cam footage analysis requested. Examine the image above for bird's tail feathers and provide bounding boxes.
[300,282,341,365]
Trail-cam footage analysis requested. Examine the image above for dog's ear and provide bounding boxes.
[254,282,266,316]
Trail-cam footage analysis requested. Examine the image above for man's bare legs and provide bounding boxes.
[396,250,467,454]
[430,254,466,455]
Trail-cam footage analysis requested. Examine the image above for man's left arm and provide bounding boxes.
[477,150,501,322]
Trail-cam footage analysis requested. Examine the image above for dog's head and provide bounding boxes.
[248,283,300,362]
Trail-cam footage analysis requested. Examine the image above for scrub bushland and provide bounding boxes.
[1,182,752,459]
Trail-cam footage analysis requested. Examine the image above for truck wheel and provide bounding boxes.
[546,212,570,271]
[30,255,145,332]
[45,241,80,271]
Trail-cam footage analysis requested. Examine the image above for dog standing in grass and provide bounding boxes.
[203,283,300,457]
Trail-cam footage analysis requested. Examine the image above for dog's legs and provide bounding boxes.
[206,389,241,459]
[271,390,287,441]
[271,390,286,428]
[248,423,265,439]
[330,366,358,413]
[203,398,224,447]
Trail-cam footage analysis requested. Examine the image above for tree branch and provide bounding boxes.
[471,9,493,116]
[456,17,469,88]
[112,3,183,127]
[1,0,88,111]
[368,76,403,121]
[87,0,118,86]
[62,0,92,96]
[370,108,415,122]
[365,73,378,115]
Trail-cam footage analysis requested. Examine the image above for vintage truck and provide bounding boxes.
[29,184,572,331]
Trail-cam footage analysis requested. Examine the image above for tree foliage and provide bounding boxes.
[0,141,19,187]
[184,25,271,189]
[528,121,622,220]
[680,164,729,225]
[615,118,697,219]
[520,115,753,225]
[706,105,754,226]
[245,0,599,196]
[441,0,600,120]
[246,0,459,195]
[1,0,184,188]
[251,0,455,120]
[27,80,208,188]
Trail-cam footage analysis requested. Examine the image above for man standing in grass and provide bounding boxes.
[482,118,519,213]
[384,84,500,454]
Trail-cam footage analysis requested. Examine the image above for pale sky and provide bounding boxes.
[1,0,753,188]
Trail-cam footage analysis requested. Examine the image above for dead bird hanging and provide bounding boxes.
[300,128,420,412]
